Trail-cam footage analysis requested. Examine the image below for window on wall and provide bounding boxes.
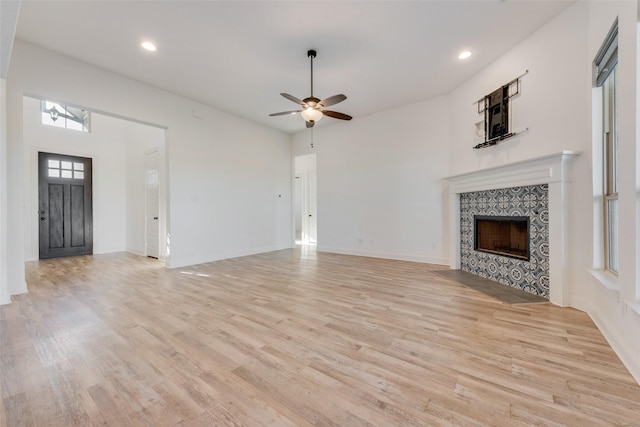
[40,100,90,132]
[47,159,85,180]
[594,18,618,274]
[603,68,618,273]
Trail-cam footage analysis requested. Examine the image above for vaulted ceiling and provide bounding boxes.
[13,1,573,134]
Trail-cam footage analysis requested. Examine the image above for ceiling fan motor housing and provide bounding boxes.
[304,97,321,107]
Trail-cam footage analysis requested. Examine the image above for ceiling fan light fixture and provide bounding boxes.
[301,107,323,122]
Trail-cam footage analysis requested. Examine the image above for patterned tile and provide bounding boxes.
[460,185,549,299]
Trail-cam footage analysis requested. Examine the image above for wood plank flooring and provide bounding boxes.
[2,248,640,426]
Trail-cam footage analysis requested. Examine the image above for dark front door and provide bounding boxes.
[38,152,93,259]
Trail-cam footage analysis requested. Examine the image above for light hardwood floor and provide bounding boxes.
[2,248,640,426]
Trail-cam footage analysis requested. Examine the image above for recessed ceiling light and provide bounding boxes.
[141,41,157,52]
[458,50,472,60]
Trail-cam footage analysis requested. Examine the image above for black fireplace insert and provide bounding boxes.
[474,215,530,261]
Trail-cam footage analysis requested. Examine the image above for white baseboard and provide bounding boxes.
[587,305,640,386]
[126,249,146,257]
[166,244,293,269]
[573,280,640,386]
[0,294,11,305]
[316,245,449,266]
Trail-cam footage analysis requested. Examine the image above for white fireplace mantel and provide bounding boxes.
[445,151,580,306]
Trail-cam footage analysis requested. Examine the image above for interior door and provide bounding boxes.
[308,170,317,243]
[38,152,93,259]
[145,150,160,258]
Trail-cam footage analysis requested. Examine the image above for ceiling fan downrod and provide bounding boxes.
[308,49,316,99]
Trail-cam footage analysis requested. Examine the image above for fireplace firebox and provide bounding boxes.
[474,215,530,261]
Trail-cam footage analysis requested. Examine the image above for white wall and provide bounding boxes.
[0,0,20,78]
[21,96,163,259]
[6,71,26,296]
[292,96,450,265]
[0,0,19,304]
[448,1,640,384]
[448,2,590,175]
[0,78,9,304]
[6,40,292,284]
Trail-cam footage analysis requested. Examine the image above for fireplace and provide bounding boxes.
[445,151,580,306]
[458,186,547,297]
[474,215,529,260]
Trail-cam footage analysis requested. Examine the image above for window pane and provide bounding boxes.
[66,120,83,131]
[607,198,619,273]
[74,171,84,180]
[602,65,618,275]
[44,100,61,110]
[61,161,72,170]
[61,170,72,179]
[48,169,60,178]
[41,112,65,128]
[147,170,158,186]
[74,162,84,171]
[613,68,618,192]
[48,160,60,168]
[40,100,90,132]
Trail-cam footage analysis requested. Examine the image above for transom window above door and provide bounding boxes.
[40,100,91,132]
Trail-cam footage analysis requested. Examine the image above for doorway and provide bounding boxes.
[24,96,167,262]
[38,152,93,259]
[294,154,317,245]
[145,150,160,258]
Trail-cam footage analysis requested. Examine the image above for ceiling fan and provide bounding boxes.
[269,49,352,128]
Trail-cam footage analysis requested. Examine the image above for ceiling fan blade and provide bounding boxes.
[269,110,302,117]
[280,93,305,106]
[306,120,315,128]
[319,94,347,107]
[322,110,352,121]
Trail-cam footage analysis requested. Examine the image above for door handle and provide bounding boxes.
[153,217,159,220]
[40,217,46,220]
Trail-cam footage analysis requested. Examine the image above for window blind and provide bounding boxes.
[594,18,618,87]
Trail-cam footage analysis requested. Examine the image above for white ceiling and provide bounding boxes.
[14,0,573,134]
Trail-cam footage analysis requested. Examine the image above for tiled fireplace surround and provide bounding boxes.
[460,184,550,298]
[446,151,579,307]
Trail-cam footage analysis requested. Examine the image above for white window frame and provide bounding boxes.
[594,18,619,275]
[602,68,618,274]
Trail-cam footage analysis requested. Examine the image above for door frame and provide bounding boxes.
[293,153,317,245]
[306,169,317,243]
[146,145,168,261]
[144,148,160,258]
[37,151,93,259]
[28,147,95,260]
